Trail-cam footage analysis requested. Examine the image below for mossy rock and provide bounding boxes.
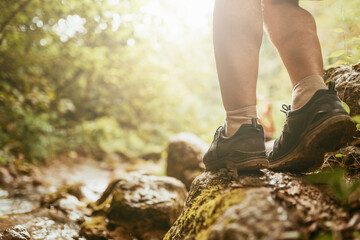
[164,169,247,239]
[164,169,360,240]
[324,62,360,116]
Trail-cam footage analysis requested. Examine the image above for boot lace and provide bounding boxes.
[270,104,291,156]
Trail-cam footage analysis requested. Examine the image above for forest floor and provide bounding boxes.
[0,136,360,239]
[0,153,166,239]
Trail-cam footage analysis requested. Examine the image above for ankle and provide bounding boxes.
[291,75,327,110]
[226,105,257,137]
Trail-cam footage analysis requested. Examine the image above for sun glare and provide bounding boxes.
[140,0,215,39]
[52,0,215,44]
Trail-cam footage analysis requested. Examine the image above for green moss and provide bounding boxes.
[164,172,246,240]
[112,190,124,202]
[80,215,110,239]
[81,216,107,228]
[195,189,246,240]
[92,196,112,212]
[354,231,360,238]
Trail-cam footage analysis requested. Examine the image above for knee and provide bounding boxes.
[262,0,299,7]
[262,0,316,46]
[263,0,301,24]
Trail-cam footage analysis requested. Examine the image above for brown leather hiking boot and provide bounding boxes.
[203,119,269,172]
[267,82,356,173]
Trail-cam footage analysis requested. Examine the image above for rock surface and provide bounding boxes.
[81,172,187,240]
[164,168,360,240]
[324,62,360,116]
[0,168,14,186]
[0,220,30,240]
[8,208,81,240]
[167,132,207,189]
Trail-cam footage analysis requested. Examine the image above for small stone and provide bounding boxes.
[56,194,82,211]
[0,168,14,185]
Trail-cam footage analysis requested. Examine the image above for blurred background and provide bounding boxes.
[1,0,359,163]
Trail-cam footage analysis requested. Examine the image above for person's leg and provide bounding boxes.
[263,0,356,173]
[203,0,269,172]
[262,0,327,110]
[213,0,263,136]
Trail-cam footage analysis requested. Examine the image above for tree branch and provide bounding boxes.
[0,0,32,35]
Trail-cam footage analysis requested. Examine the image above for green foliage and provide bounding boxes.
[352,115,360,131]
[341,101,351,114]
[313,232,333,240]
[306,168,360,202]
[0,150,15,165]
[303,0,360,66]
[0,0,222,162]
[334,153,346,159]
[0,81,63,162]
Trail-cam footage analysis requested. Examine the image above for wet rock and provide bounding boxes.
[40,184,89,223]
[0,164,44,190]
[0,188,40,216]
[0,219,30,240]
[51,183,98,202]
[56,194,80,211]
[0,225,30,240]
[81,172,187,240]
[4,208,81,240]
[64,183,86,200]
[40,183,89,206]
[54,194,87,222]
[164,169,358,240]
[324,62,360,116]
[166,132,207,189]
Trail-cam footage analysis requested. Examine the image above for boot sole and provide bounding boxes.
[269,114,356,173]
[225,153,269,172]
[204,159,226,171]
[205,152,269,172]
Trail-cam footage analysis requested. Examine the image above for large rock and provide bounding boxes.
[167,132,207,189]
[81,172,187,240]
[324,62,360,116]
[164,168,360,240]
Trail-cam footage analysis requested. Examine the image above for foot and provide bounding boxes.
[267,83,356,173]
[203,119,269,172]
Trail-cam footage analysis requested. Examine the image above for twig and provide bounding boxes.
[0,0,32,44]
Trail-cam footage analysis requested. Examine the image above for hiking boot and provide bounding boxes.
[203,119,269,171]
[267,82,356,173]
